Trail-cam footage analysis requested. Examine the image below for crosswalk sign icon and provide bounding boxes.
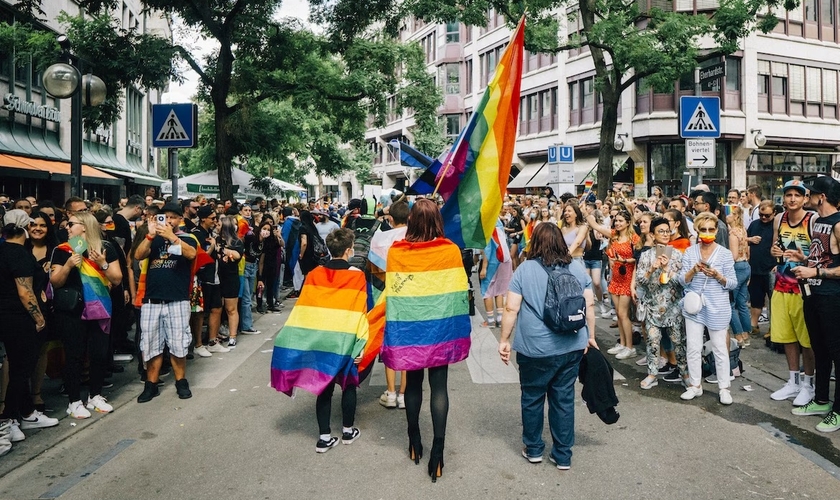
[152,103,198,148]
[679,96,720,138]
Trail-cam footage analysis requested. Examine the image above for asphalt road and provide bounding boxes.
[1,299,839,500]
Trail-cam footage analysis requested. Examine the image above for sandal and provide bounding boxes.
[480,320,496,328]
[640,376,658,390]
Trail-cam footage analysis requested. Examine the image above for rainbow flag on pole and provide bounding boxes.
[437,17,525,248]
[381,238,471,371]
[270,266,369,396]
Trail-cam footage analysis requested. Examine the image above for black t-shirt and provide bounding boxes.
[112,213,133,256]
[191,225,218,283]
[50,240,119,294]
[217,238,244,284]
[748,219,776,274]
[145,234,198,301]
[0,242,39,316]
[243,232,262,263]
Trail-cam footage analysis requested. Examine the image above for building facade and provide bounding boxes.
[0,0,169,205]
[364,4,840,204]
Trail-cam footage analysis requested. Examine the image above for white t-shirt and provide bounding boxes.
[316,219,340,241]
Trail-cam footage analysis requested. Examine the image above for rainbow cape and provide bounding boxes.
[437,17,525,249]
[57,242,112,334]
[381,238,471,371]
[270,265,369,396]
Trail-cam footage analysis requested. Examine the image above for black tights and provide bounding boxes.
[405,365,449,440]
[315,383,356,435]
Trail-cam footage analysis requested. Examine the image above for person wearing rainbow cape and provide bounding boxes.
[270,228,369,453]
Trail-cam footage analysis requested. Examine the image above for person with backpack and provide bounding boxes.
[498,222,597,471]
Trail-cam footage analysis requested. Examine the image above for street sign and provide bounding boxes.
[698,62,725,86]
[547,162,574,184]
[547,145,574,164]
[685,139,716,169]
[679,96,720,138]
[152,103,198,148]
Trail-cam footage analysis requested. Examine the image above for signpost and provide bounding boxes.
[547,145,575,189]
[152,103,198,199]
[685,139,716,169]
[680,94,720,186]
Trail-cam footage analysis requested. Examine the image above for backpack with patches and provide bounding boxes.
[347,217,381,271]
[312,232,330,266]
[532,259,587,334]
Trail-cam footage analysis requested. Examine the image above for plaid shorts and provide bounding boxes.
[139,300,192,359]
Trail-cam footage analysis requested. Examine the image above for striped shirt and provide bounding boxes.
[678,244,737,331]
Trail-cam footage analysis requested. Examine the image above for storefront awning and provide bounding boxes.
[0,154,121,185]
[508,162,546,189]
[95,166,163,187]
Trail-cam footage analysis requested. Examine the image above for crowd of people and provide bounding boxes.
[0,191,360,456]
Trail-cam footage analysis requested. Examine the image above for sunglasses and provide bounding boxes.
[66,221,81,228]
[759,213,774,218]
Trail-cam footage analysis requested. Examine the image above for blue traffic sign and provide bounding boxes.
[548,145,574,164]
[679,96,720,138]
[152,103,197,148]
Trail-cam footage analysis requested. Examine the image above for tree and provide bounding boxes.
[0,4,177,132]
[311,0,796,198]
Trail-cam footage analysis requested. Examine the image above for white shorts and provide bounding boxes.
[140,300,192,359]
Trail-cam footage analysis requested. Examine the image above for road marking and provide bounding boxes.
[758,422,840,480]
[38,439,135,499]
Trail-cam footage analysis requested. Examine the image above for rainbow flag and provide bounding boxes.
[437,17,525,249]
[57,242,112,334]
[270,266,369,396]
[480,220,511,297]
[381,238,471,371]
[521,219,535,252]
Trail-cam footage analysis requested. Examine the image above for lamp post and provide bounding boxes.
[42,35,107,198]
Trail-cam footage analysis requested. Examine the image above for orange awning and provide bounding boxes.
[0,153,119,182]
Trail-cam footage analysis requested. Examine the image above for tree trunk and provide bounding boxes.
[597,94,619,200]
[213,37,236,202]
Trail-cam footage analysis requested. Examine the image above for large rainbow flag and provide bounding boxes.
[57,242,112,334]
[381,238,471,371]
[270,266,369,396]
[437,17,525,249]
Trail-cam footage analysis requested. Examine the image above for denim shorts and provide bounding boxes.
[584,259,602,270]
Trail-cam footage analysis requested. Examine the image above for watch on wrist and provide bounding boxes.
[101,262,109,270]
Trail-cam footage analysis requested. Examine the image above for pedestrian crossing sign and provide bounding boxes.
[679,96,720,138]
[152,103,198,148]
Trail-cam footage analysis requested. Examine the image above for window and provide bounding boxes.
[520,88,558,135]
[442,63,460,94]
[479,44,506,86]
[445,114,461,138]
[582,79,594,109]
[465,59,473,95]
[445,22,459,43]
[421,32,436,64]
[725,58,740,91]
[804,0,817,22]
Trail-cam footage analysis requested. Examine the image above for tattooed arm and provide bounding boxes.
[15,276,45,331]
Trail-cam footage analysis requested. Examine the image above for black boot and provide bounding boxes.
[175,378,192,399]
[428,437,445,482]
[137,381,159,403]
[408,426,423,465]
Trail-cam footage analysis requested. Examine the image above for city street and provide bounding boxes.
[1,300,839,500]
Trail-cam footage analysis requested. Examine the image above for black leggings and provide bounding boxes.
[405,365,449,440]
[315,383,356,435]
[262,265,278,306]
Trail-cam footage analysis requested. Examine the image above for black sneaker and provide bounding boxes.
[175,378,192,399]
[316,436,340,453]
[658,363,677,375]
[663,367,683,383]
[137,381,160,403]
[341,428,361,445]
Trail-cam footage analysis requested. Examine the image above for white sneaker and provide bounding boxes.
[793,384,815,407]
[67,400,91,419]
[379,390,397,408]
[86,395,113,413]
[8,420,25,442]
[240,329,261,335]
[635,356,648,366]
[680,386,704,400]
[397,393,405,409]
[206,342,230,353]
[19,410,58,430]
[600,308,615,319]
[771,381,801,401]
[615,347,638,360]
[194,345,212,358]
[719,389,733,405]
[607,343,624,355]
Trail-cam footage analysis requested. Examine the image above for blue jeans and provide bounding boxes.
[729,261,751,335]
[239,262,257,330]
[517,350,583,467]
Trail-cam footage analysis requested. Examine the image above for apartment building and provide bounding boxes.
[0,0,169,204]
[365,3,840,204]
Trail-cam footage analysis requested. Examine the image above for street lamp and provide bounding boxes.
[42,35,107,198]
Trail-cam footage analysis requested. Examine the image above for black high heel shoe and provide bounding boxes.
[408,428,423,465]
[428,437,444,482]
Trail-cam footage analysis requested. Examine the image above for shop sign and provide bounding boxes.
[3,94,61,123]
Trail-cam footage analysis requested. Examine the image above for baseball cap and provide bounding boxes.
[197,205,215,219]
[782,179,807,195]
[3,209,34,229]
[804,176,839,195]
